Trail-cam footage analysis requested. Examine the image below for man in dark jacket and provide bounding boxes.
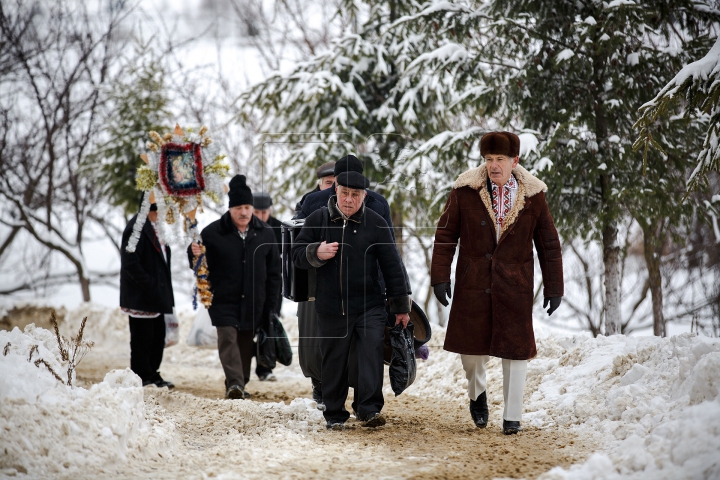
[252,191,283,382]
[293,161,336,215]
[431,132,563,435]
[292,161,336,409]
[120,202,175,389]
[292,170,412,430]
[189,175,281,399]
[295,158,394,243]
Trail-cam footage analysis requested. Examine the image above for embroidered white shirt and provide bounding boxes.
[490,174,518,241]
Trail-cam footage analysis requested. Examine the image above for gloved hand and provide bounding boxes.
[543,297,562,316]
[433,282,452,307]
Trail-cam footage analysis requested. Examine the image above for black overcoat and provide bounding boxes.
[188,213,281,331]
[120,215,174,314]
[292,197,411,317]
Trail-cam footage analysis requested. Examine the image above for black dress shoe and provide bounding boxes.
[326,421,345,431]
[156,377,175,389]
[470,392,489,428]
[226,385,245,399]
[503,420,522,435]
[361,412,386,428]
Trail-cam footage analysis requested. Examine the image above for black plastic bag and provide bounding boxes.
[272,314,293,366]
[389,323,416,396]
[256,324,277,369]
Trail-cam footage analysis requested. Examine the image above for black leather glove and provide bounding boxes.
[544,297,562,316]
[433,282,452,307]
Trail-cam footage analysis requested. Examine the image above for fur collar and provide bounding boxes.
[453,164,547,241]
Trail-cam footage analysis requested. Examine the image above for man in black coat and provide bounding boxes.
[292,170,412,430]
[295,158,395,244]
[292,160,336,409]
[252,191,283,382]
[120,202,175,389]
[189,175,281,400]
[293,161,336,215]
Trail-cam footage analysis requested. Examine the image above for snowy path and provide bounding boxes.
[74,348,592,479]
[5,303,720,479]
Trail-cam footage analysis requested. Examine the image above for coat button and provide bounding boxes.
[485,289,491,294]
[485,254,492,259]
[481,221,486,226]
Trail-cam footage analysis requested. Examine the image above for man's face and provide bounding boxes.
[319,176,335,190]
[254,208,270,223]
[485,154,519,187]
[229,204,253,230]
[336,185,366,217]
[147,210,158,223]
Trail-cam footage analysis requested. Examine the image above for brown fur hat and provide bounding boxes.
[480,131,520,158]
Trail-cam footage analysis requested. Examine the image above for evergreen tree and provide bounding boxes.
[86,40,171,215]
[236,1,462,243]
[636,36,720,194]
[395,0,719,334]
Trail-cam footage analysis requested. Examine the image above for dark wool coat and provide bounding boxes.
[294,186,320,215]
[267,215,283,246]
[431,165,563,360]
[120,216,174,314]
[187,213,281,331]
[292,197,411,317]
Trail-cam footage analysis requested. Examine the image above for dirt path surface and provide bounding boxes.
[76,345,594,479]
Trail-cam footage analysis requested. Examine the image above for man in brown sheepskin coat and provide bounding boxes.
[431,131,564,435]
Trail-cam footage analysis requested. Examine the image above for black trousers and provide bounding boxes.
[298,300,322,382]
[129,315,166,383]
[317,305,386,423]
[255,292,283,378]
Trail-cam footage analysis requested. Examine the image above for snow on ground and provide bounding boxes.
[1,303,720,478]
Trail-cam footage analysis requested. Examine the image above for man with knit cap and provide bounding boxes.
[188,175,281,399]
[292,168,412,430]
[431,131,563,435]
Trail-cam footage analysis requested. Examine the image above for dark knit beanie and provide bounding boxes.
[480,132,520,158]
[334,154,363,176]
[252,192,273,210]
[228,175,253,207]
[316,161,336,178]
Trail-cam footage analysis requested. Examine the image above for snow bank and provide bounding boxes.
[533,333,720,479]
[0,325,178,477]
[406,326,720,479]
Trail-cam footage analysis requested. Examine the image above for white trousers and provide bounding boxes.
[460,354,528,422]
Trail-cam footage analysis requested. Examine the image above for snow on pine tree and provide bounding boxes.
[391,0,719,335]
[636,35,720,240]
[235,0,468,246]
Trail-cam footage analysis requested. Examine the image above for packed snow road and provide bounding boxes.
[3,303,720,479]
[75,350,591,479]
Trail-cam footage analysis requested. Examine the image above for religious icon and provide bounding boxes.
[160,142,204,196]
[127,124,230,309]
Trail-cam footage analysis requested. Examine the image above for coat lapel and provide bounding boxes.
[453,163,547,244]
